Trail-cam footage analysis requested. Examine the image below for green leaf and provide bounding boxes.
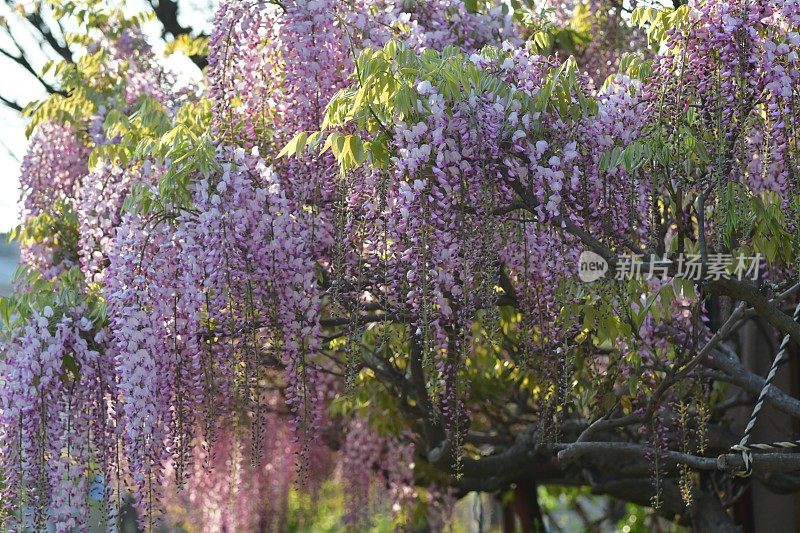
[278,131,309,158]
[322,132,345,156]
[347,135,366,165]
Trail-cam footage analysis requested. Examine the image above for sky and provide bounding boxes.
[0,0,211,233]
[0,0,48,232]
[0,107,29,232]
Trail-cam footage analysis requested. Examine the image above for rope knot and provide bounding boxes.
[729,444,753,477]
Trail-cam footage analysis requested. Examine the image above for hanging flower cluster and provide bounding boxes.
[0,307,112,531]
[651,0,800,195]
[340,419,419,527]
[352,0,517,52]
[75,164,139,283]
[163,405,332,532]
[17,122,88,275]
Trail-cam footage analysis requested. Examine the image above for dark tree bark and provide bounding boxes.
[0,0,208,113]
[502,479,545,533]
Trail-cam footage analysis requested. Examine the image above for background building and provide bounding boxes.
[0,235,18,295]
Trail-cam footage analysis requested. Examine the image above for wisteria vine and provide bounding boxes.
[2,0,799,531]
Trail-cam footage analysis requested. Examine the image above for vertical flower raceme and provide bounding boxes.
[17,123,88,275]
[0,308,112,532]
[75,164,138,283]
[105,210,207,528]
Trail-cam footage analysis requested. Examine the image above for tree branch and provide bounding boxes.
[0,93,23,112]
[708,278,800,345]
[559,441,800,474]
[707,344,800,420]
[0,44,62,95]
[577,302,746,442]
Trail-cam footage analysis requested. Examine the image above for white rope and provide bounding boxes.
[730,298,800,477]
